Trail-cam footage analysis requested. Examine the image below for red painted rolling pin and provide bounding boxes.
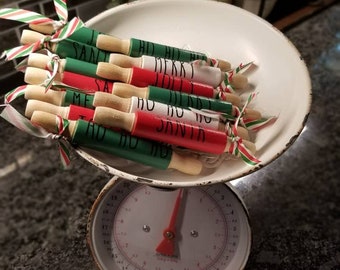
[30,111,203,175]
[93,106,256,155]
[96,62,247,98]
[24,87,250,140]
[93,92,250,140]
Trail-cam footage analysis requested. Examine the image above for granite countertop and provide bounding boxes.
[1,2,340,270]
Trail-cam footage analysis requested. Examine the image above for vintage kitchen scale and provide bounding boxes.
[0,0,311,269]
[79,0,311,269]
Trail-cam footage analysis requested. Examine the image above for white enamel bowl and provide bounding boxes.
[77,0,311,187]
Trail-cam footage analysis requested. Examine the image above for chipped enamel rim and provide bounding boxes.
[75,0,311,188]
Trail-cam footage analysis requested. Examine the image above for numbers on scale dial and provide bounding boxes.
[97,182,243,270]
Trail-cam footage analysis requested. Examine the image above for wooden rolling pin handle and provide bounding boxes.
[109,53,142,68]
[168,152,203,175]
[21,29,45,44]
[31,111,75,138]
[243,140,256,155]
[21,29,58,51]
[231,106,261,120]
[93,92,130,112]
[24,67,47,85]
[24,85,65,106]
[29,23,55,35]
[234,126,250,141]
[24,67,62,85]
[111,82,149,99]
[244,108,262,120]
[96,34,130,55]
[27,53,51,69]
[217,92,241,107]
[27,53,66,72]
[94,106,135,132]
[25,99,68,119]
[96,62,131,82]
[217,60,232,72]
[230,73,248,89]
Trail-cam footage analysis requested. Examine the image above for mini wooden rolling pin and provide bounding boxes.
[96,62,246,99]
[109,53,244,88]
[28,24,232,71]
[93,107,256,155]
[30,111,203,175]
[105,83,258,118]
[24,89,250,140]
[95,92,250,140]
[20,30,110,64]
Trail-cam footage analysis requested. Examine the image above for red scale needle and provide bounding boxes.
[156,188,184,256]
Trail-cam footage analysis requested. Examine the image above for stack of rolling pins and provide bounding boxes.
[10,24,264,175]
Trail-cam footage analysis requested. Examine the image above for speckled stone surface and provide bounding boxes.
[1,3,340,270]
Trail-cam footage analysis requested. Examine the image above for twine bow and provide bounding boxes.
[0,0,84,61]
[217,62,253,99]
[43,52,61,91]
[15,49,66,92]
[189,93,261,166]
[225,92,261,165]
[1,86,72,167]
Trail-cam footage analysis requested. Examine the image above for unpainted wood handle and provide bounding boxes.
[109,53,141,67]
[111,82,149,99]
[96,62,131,82]
[94,106,135,132]
[24,85,65,106]
[25,99,68,119]
[93,92,130,112]
[31,110,75,138]
[96,34,130,54]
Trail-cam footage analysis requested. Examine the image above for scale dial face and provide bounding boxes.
[88,180,251,270]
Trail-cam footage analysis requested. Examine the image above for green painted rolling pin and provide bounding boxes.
[93,106,256,155]
[29,24,232,71]
[21,30,110,64]
[30,111,203,175]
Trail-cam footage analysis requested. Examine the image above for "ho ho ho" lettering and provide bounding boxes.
[85,121,107,141]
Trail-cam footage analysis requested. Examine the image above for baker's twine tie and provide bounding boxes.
[0,0,84,61]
